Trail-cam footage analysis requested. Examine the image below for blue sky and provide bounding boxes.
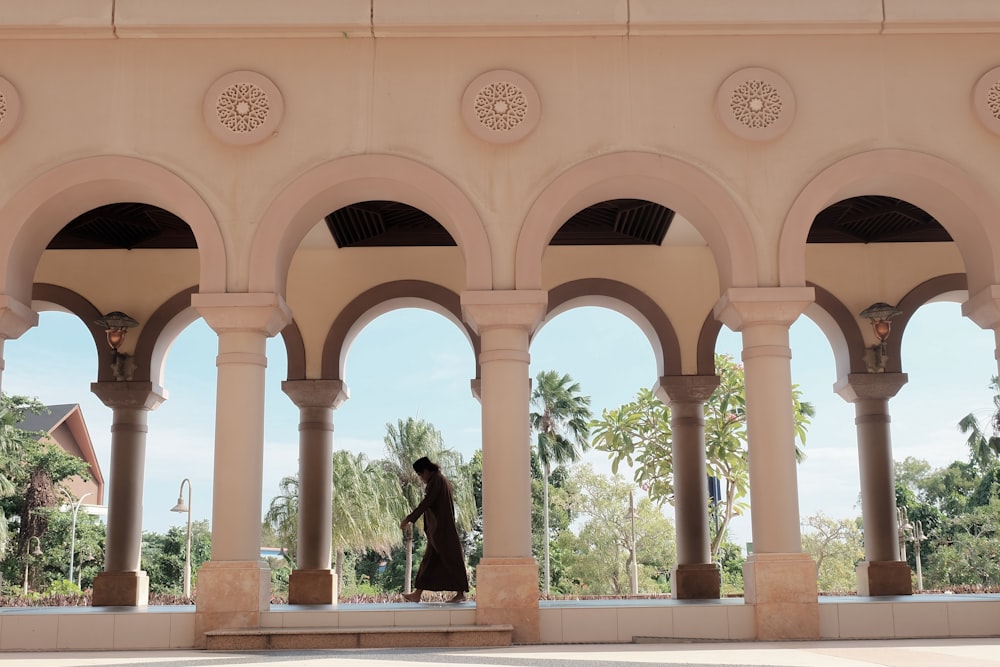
[3,299,996,553]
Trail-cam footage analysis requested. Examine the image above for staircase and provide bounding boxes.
[205,623,514,650]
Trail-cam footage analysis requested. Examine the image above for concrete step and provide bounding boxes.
[205,624,514,650]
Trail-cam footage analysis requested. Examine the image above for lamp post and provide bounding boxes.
[170,478,193,598]
[22,536,42,594]
[66,491,93,582]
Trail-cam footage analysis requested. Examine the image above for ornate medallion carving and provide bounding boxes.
[462,70,540,144]
[716,67,795,141]
[973,67,1000,135]
[0,76,22,143]
[203,71,283,145]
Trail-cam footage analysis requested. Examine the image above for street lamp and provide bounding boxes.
[170,478,193,598]
[65,491,93,582]
[23,536,42,594]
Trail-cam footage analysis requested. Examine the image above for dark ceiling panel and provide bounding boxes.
[47,203,197,249]
[551,199,674,246]
[808,196,951,243]
[326,201,456,248]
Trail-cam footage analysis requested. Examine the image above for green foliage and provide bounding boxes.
[800,512,864,593]
[530,370,593,593]
[530,370,593,472]
[557,465,675,596]
[715,539,745,596]
[592,354,813,559]
[923,498,1000,587]
[957,376,1000,471]
[140,520,211,595]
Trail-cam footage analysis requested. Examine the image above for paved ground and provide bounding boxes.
[3,638,1000,667]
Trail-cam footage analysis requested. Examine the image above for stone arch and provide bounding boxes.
[30,284,106,379]
[802,283,868,380]
[695,312,723,376]
[322,280,480,383]
[249,154,493,297]
[779,149,1000,294]
[542,278,681,377]
[0,156,226,305]
[884,273,968,374]
[132,286,199,387]
[135,286,306,387]
[515,151,758,292]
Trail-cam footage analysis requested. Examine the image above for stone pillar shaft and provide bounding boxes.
[462,290,546,644]
[657,375,719,565]
[282,379,348,605]
[192,292,290,644]
[90,381,165,606]
[835,372,912,596]
[714,287,819,640]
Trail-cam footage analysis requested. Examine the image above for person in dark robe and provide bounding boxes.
[399,456,470,603]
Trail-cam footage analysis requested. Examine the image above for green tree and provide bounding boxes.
[530,370,592,594]
[140,520,211,595]
[0,394,91,584]
[800,512,864,593]
[558,465,675,596]
[379,417,475,593]
[0,394,49,557]
[593,354,814,559]
[957,376,1000,471]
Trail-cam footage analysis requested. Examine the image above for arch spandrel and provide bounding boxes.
[249,154,493,298]
[515,151,758,294]
[779,149,1000,295]
[321,280,480,384]
[0,156,226,305]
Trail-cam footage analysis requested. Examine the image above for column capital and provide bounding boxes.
[834,372,908,403]
[281,379,349,409]
[192,292,292,336]
[655,374,720,404]
[461,290,547,335]
[962,284,1000,329]
[0,295,37,340]
[91,381,166,410]
[713,287,815,331]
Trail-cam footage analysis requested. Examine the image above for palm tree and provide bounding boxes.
[330,451,405,577]
[530,370,592,594]
[957,376,1000,471]
[263,451,406,585]
[380,417,475,593]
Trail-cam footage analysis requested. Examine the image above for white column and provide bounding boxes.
[192,292,291,643]
[836,372,913,595]
[282,379,349,605]
[462,289,546,644]
[90,381,165,606]
[714,286,819,640]
[657,375,721,599]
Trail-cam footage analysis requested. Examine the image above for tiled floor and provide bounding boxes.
[2,638,1000,666]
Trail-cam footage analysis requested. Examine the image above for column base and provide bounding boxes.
[193,561,271,648]
[743,553,819,640]
[289,569,338,605]
[92,571,149,606]
[475,557,539,644]
[856,560,913,596]
[671,563,721,599]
